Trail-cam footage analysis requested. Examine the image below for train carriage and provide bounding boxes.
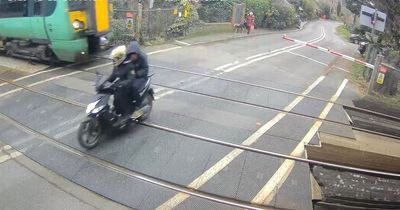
[0,0,112,62]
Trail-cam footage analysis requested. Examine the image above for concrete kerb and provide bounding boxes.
[0,140,133,210]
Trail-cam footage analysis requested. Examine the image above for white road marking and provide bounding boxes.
[84,62,113,71]
[0,67,64,87]
[0,71,81,98]
[175,40,191,46]
[0,145,11,152]
[0,155,10,163]
[0,88,23,98]
[147,46,182,55]
[26,71,81,87]
[0,149,22,164]
[287,51,328,66]
[245,44,301,60]
[13,67,64,82]
[333,66,350,73]
[251,79,348,205]
[286,51,351,73]
[53,125,80,139]
[155,29,326,101]
[155,76,326,210]
[223,29,326,73]
[214,61,240,71]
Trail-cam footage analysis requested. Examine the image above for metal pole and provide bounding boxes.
[364,10,378,63]
[368,55,383,94]
[136,3,143,42]
[363,9,378,81]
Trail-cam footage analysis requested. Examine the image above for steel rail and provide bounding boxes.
[148,65,400,122]
[0,78,400,178]
[0,112,272,210]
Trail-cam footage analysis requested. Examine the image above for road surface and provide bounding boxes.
[0,20,359,210]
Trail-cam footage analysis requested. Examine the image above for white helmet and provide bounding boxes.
[110,45,127,66]
[249,12,253,15]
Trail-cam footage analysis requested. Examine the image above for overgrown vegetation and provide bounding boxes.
[244,0,272,27]
[197,0,233,23]
[264,5,297,29]
[336,24,351,40]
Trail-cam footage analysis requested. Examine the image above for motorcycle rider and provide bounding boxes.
[107,41,149,125]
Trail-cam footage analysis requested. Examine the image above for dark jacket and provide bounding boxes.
[126,41,149,79]
[107,41,149,83]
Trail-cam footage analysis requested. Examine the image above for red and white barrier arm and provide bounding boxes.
[282,35,375,69]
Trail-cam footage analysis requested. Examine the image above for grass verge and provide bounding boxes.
[348,60,400,112]
[336,24,351,41]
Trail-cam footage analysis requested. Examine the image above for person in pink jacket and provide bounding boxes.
[245,12,255,35]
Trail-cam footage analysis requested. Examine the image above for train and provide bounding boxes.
[0,0,112,62]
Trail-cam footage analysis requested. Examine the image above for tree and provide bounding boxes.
[302,0,319,19]
[244,0,272,27]
[337,1,341,17]
[344,0,368,25]
[372,0,400,50]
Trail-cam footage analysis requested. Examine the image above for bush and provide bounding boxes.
[264,5,297,30]
[198,0,233,23]
[302,0,318,19]
[244,0,272,27]
[167,1,200,37]
[320,2,331,19]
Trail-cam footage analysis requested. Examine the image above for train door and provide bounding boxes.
[28,0,47,41]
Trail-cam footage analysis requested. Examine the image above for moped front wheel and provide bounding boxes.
[78,117,102,149]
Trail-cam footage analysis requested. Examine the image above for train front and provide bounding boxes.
[66,0,111,62]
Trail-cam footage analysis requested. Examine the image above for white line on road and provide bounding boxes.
[155,75,326,210]
[0,149,22,164]
[245,44,301,60]
[0,145,11,152]
[287,51,328,66]
[286,51,351,73]
[0,71,81,98]
[154,29,326,101]
[175,40,191,46]
[333,66,350,73]
[223,29,326,73]
[13,67,64,82]
[214,61,240,71]
[251,79,348,205]
[147,46,182,55]
[0,67,64,88]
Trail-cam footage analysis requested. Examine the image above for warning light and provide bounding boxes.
[126,12,134,18]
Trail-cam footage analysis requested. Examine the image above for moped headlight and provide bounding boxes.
[86,100,99,114]
[92,106,105,114]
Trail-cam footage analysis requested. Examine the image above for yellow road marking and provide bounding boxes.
[155,76,325,210]
[251,79,348,205]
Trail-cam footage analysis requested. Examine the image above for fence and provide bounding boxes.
[142,8,176,40]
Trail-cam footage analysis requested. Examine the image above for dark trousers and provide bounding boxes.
[132,78,147,107]
[114,85,132,115]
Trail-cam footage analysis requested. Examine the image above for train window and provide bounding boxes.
[44,0,57,16]
[68,0,87,11]
[31,0,57,16]
[34,0,43,16]
[0,0,28,18]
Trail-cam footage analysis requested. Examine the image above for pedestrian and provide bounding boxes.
[246,12,255,35]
